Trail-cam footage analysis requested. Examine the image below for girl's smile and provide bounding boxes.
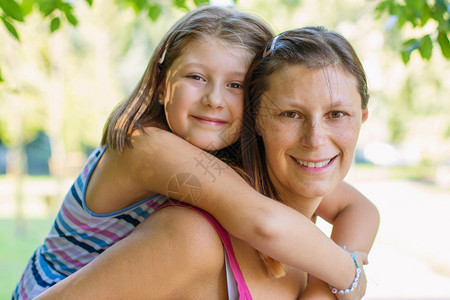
[191,115,228,126]
[159,37,251,151]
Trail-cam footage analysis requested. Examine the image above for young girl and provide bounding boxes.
[14,6,378,299]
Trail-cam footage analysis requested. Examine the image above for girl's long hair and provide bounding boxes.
[101,5,273,156]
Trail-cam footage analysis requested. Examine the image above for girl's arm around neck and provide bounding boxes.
[94,127,359,289]
[302,181,379,299]
[317,181,380,253]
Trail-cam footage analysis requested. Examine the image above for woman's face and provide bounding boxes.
[256,64,368,202]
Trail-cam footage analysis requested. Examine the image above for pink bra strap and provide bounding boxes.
[157,203,252,300]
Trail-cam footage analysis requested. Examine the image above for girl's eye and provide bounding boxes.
[329,111,345,119]
[281,111,301,119]
[188,74,205,81]
[228,82,243,89]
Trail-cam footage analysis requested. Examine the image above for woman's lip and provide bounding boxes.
[291,155,338,170]
[192,115,227,125]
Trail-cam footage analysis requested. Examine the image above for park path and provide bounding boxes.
[344,179,450,299]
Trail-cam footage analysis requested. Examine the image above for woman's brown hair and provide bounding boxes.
[240,26,370,278]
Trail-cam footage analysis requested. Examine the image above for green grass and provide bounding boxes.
[387,164,436,181]
[0,217,54,299]
[353,163,436,181]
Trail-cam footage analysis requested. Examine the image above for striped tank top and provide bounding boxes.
[12,146,170,299]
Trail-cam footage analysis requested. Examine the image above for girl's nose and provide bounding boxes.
[201,84,224,108]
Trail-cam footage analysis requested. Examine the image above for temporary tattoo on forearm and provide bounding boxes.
[167,173,202,205]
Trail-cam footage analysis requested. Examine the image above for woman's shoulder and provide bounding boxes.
[144,205,226,268]
[126,204,229,298]
[131,126,173,142]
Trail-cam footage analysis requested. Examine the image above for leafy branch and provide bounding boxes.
[0,0,214,82]
[375,0,450,63]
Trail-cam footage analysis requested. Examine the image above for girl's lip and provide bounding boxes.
[192,115,228,125]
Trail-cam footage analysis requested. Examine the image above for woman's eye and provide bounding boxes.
[329,111,345,119]
[282,111,301,119]
[228,82,243,89]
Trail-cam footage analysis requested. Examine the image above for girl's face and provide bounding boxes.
[256,64,368,203]
[159,38,251,151]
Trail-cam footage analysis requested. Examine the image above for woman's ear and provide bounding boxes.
[362,108,369,123]
[255,115,263,136]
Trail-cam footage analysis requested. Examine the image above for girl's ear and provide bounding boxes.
[156,80,165,104]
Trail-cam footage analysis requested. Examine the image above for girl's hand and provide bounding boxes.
[335,251,367,300]
[300,251,368,300]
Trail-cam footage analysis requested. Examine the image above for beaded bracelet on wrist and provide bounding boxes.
[329,249,362,295]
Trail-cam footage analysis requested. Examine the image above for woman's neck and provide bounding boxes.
[276,190,323,220]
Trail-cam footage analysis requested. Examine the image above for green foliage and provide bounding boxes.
[148,4,162,21]
[0,0,86,40]
[0,15,19,40]
[376,0,450,63]
[437,30,450,57]
[0,0,238,42]
[194,0,211,7]
[50,16,61,32]
[0,0,238,82]
[0,0,24,22]
[0,0,237,40]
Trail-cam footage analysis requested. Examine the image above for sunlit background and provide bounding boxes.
[0,0,449,299]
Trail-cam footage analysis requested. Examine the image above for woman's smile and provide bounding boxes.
[257,63,367,200]
[291,155,337,172]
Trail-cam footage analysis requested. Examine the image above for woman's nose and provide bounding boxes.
[301,119,327,148]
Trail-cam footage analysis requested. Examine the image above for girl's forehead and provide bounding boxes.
[180,37,253,65]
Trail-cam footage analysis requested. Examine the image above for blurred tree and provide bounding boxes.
[0,0,215,82]
[375,0,450,63]
[0,0,225,227]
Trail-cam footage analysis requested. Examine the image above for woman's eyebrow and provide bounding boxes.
[328,99,354,108]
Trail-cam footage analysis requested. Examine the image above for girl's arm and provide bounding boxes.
[318,181,380,251]
[300,182,379,299]
[88,127,361,289]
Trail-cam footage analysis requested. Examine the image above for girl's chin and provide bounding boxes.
[190,139,226,152]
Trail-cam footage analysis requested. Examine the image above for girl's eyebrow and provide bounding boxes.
[181,62,246,77]
[179,62,206,68]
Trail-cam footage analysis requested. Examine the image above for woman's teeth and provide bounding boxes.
[295,158,332,168]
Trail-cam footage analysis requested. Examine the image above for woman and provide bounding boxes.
[241,26,372,298]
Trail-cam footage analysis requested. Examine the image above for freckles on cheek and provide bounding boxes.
[265,123,282,140]
[265,125,292,150]
[335,126,361,150]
